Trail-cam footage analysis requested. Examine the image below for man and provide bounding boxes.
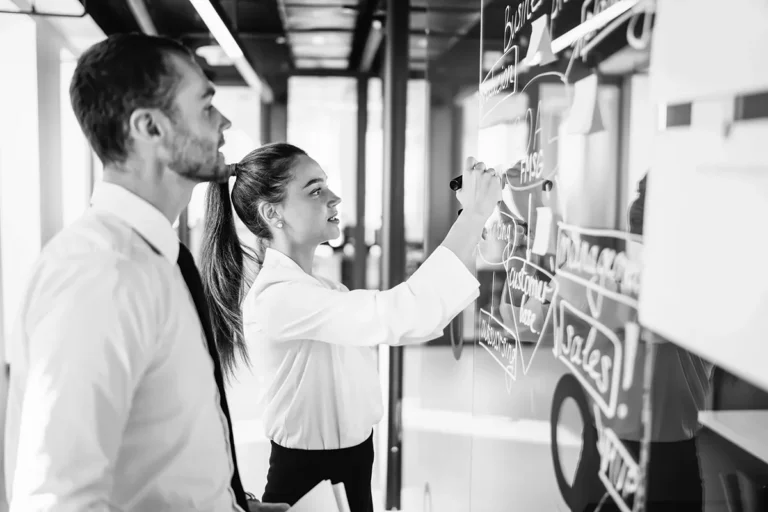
[3,33,287,512]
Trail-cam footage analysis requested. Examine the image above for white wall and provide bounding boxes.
[0,3,104,508]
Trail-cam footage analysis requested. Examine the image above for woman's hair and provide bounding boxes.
[200,142,307,379]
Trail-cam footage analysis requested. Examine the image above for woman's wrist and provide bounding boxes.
[456,209,489,237]
[459,207,490,223]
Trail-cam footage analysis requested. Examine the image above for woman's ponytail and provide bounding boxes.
[200,143,307,378]
[200,172,253,380]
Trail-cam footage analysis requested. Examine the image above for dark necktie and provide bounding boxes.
[177,243,249,511]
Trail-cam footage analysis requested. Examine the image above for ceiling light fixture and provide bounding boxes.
[187,0,273,101]
[551,0,638,53]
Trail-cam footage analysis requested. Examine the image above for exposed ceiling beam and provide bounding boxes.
[285,68,375,78]
[273,0,296,67]
[211,66,425,82]
[181,28,447,41]
[283,2,357,6]
[347,0,379,71]
[282,68,426,80]
[280,3,472,14]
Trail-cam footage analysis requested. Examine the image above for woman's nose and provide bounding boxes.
[329,193,341,207]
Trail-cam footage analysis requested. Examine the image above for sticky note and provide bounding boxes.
[532,206,554,255]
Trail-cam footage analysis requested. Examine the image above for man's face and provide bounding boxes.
[163,54,232,183]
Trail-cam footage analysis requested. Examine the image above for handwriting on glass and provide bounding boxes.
[555,224,643,312]
[478,211,521,267]
[479,309,518,388]
[503,0,546,51]
[556,300,624,419]
[594,404,640,512]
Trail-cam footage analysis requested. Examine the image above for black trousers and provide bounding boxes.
[262,433,374,512]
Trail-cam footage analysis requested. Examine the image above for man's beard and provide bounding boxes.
[166,126,229,183]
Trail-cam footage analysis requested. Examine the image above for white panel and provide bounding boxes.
[650,0,768,103]
[639,112,768,390]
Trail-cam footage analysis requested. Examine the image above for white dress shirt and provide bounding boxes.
[4,183,242,511]
[243,246,480,450]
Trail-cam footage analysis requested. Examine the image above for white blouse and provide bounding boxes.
[243,245,480,450]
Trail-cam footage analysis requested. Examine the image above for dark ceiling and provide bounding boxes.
[76,0,487,101]
[77,0,648,101]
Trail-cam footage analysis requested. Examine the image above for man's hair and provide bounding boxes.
[69,33,194,165]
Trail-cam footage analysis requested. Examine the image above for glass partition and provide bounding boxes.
[471,2,651,510]
[414,1,768,512]
[413,1,664,511]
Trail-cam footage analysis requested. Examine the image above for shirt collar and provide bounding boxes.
[91,182,180,263]
[263,247,304,274]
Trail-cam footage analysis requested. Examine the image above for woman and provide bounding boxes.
[200,142,501,512]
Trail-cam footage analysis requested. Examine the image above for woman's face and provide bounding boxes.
[278,154,342,247]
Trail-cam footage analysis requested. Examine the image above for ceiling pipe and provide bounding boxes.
[360,18,383,72]
[348,0,380,71]
[188,0,273,102]
[126,0,273,101]
[125,0,158,35]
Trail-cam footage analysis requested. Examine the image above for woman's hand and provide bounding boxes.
[441,156,504,269]
[248,499,290,511]
[456,156,503,220]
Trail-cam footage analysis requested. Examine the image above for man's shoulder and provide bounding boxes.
[42,210,169,270]
[29,211,174,301]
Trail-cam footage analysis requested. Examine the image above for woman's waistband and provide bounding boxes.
[270,431,373,460]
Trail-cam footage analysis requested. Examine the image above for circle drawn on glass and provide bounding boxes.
[449,314,463,361]
[551,373,600,511]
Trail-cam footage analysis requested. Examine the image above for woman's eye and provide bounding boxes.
[311,188,322,196]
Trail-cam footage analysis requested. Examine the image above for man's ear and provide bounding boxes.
[128,108,165,142]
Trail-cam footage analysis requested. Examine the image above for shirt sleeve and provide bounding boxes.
[8,256,157,512]
[251,245,480,346]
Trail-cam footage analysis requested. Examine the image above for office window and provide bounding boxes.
[287,77,357,281]
[404,79,427,245]
[0,11,41,344]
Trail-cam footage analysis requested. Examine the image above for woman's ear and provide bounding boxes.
[258,203,283,229]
